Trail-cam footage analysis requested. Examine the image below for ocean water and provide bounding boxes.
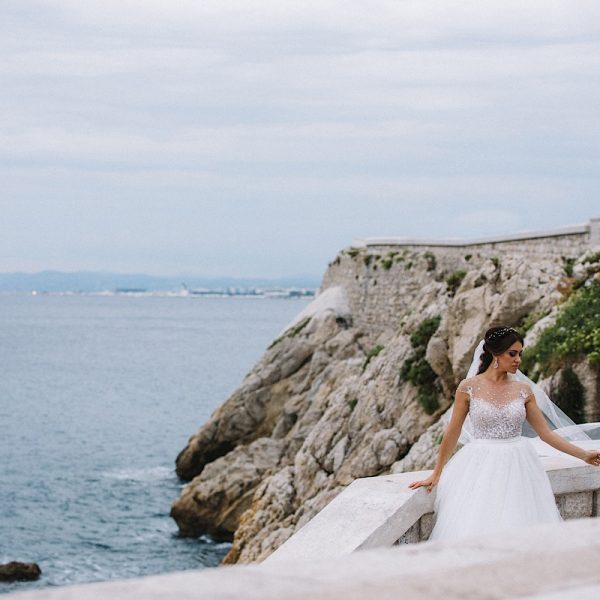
[0,294,311,595]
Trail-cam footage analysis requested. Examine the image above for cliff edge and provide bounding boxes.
[171,225,600,564]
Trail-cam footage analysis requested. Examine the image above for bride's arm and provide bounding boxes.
[408,389,470,492]
[525,393,600,466]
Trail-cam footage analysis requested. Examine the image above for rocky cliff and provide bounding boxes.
[171,232,600,564]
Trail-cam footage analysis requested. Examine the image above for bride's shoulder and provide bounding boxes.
[517,381,535,398]
[456,376,477,393]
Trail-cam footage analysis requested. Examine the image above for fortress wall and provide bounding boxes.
[319,221,595,338]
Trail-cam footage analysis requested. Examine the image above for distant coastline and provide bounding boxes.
[0,270,320,296]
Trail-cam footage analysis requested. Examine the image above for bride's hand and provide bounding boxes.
[408,473,440,493]
[583,450,600,466]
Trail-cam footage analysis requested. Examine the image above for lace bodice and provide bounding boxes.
[457,377,531,439]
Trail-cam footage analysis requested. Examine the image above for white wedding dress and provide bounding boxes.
[428,376,563,541]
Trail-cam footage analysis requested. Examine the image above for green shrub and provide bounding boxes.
[583,251,600,264]
[400,352,437,386]
[521,280,600,377]
[562,256,576,277]
[418,387,440,415]
[364,255,373,266]
[347,247,361,258]
[474,274,487,288]
[464,254,472,261]
[490,257,500,268]
[424,251,437,271]
[400,316,442,414]
[381,257,393,270]
[347,398,358,412]
[516,311,547,335]
[410,316,442,348]
[446,270,467,296]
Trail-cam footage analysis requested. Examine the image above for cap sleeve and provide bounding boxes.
[456,379,473,399]
[520,383,534,400]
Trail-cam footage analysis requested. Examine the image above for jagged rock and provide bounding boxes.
[171,437,286,539]
[175,305,356,481]
[391,409,453,473]
[0,561,41,582]
[172,236,599,564]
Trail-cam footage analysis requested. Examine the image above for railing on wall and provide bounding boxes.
[264,444,600,564]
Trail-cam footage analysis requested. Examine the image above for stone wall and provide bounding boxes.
[320,221,594,339]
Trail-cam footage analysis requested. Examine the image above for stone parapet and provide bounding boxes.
[265,440,600,562]
[7,518,600,599]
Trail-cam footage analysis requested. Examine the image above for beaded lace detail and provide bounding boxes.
[457,377,531,439]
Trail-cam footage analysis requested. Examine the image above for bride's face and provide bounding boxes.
[498,341,523,373]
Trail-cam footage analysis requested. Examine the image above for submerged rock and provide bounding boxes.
[0,561,41,582]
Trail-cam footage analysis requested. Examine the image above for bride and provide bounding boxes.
[408,326,600,541]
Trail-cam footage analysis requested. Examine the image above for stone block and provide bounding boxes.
[419,512,435,541]
[556,492,593,519]
[395,520,420,545]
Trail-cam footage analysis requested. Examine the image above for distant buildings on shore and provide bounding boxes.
[22,286,316,298]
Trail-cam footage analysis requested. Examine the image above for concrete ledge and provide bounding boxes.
[266,470,434,564]
[7,518,600,599]
[266,443,600,564]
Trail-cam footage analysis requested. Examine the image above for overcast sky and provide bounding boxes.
[1,1,599,278]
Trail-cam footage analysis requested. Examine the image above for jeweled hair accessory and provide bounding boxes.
[487,327,514,341]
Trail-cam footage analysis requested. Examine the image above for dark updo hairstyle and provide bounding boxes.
[477,326,524,374]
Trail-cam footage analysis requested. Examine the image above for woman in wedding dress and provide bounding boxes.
[408,326,600,541]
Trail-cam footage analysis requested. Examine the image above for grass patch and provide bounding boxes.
[268,317,311,349]
[362,344,384,371]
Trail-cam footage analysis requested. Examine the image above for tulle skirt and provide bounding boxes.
[429,436,563,541]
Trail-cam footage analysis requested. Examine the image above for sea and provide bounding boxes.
[0,293,312,595]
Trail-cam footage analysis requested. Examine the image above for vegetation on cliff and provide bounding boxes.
[521,279,600,379]
[400,316,442,414]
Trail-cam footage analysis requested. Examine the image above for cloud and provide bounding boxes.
[1,1,599,274]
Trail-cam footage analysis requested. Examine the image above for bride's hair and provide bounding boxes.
[477,326,524,374]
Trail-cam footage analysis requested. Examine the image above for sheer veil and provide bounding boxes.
[457,339,600,454]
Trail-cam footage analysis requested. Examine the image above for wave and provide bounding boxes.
[101,466,174,482]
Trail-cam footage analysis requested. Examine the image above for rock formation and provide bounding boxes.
[171,235,600,564]
[0,561,41,582]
